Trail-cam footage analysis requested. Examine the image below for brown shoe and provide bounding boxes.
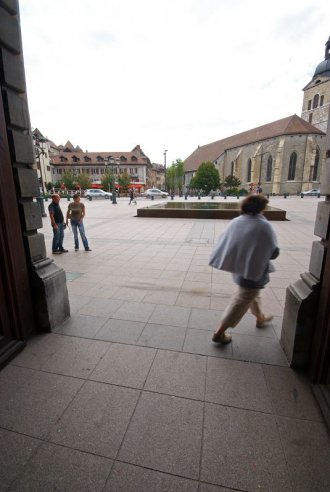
[212,332,232,344]
[256,315,273,328]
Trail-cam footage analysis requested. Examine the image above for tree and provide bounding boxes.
[101,169,115,192]
[166,159,185,193]
[76,172,92,190]
[189,161,220,195]
[118,171,131,193]
[223,175,242,195]
[62,170,75,190]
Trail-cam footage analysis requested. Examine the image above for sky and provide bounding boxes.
[19,0,329,166]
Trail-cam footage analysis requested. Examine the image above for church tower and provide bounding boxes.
[301,37,330,135]
[301,37,330,185]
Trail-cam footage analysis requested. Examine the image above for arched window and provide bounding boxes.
[312,94,319,109]
[246,159,252,182]
[288,152,297,180]
[313,149,320,181]
[266,156,272,182]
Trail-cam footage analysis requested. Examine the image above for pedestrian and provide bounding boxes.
[209,194,279,344]
[48,194,68,254]
[129,188,135,205]
[66,194,92,251]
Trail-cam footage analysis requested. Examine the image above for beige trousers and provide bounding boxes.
[221,286,263,328]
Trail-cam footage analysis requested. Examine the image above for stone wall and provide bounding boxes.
[0,0,70,331]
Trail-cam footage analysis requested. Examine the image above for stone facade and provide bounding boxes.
[0,1,69,333]
[184,115,325,195]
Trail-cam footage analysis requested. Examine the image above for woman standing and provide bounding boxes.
[66,194,92,252]
[209,194,279,344]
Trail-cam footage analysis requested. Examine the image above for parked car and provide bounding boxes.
[84,189,112,199]
[301,189,320,196]
[145,188,169,198]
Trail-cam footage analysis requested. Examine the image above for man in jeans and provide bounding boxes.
[66,193,91,252]
[48,194,68,254]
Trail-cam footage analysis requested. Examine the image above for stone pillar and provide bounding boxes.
[271,138,284,195]
[280,152,330,368]
[0,1,69,332]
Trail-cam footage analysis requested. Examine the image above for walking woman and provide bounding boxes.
[66,194,92,251]
[209,194,279,344]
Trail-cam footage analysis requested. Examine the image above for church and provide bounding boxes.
[184,37,330,195]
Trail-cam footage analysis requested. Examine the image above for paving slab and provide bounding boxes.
[0,428,40,490]
[9,442,112,492]
[90,343,156,388]
[54,313,108,338]
[118,392,203,479]
[205,358,273,413]
[231,333,289,366]
[49,381,139,458]
[9,333,67,370]
[39,337,110,378]
[0,366,83,439]
[145,350,206,400]
[137,323,186,351]
[263,365,324,421]
[93,318,146,343]
[183,328,233,358]
[201,403,292,492]
[277,416,330,492]
[105,462,199,492]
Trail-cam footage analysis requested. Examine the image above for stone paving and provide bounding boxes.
[1,196,330,491]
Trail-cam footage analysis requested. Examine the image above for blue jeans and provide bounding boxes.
[52,222,65,252]
[71,220,89,250]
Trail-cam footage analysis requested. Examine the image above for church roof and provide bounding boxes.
[184,115,325,172]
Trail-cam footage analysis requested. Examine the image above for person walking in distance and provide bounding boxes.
[66,194,91,252]
[48,194,68,255]
[129,187,135,205]
[209,194,279,344]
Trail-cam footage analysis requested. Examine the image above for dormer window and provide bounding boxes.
[84,156,91,162]
[72,156,80,162]
[131,155,137,162]
[120,155,127,162]
[96,155,104,162]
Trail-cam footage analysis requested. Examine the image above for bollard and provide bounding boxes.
[151,195,154,201]
[198,194,201,200]
[224,194,227,200]
[266,194,270,199]
[237,195,239,199]
[89,196,92,201]
[284,193,287,199]
[67,196,70,201]
[185,194,187,200]
[301,193,304,198]
[171,194,174,200]
[318,193,320,198]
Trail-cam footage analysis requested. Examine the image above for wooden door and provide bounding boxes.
[0,90,34,367]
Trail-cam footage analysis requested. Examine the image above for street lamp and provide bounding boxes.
[110,157,120,204]
[164,149,168,191]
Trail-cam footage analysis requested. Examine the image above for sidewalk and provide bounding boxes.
[1,196,330,491]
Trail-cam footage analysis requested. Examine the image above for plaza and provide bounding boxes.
[1,196,330,491]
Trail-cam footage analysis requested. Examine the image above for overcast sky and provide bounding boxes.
[20,0,329,165]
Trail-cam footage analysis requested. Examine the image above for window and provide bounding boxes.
[320,95,324,106]
[313,149,320,181]
[288,152,297,180]
[309,114,313,123]
[247,159,252,182]
[312,94,319,109]
[266,156,272,182]
[308,100,312,110]
[231,161,235,175]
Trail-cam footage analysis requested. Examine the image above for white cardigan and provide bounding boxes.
[209,214,278,281]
